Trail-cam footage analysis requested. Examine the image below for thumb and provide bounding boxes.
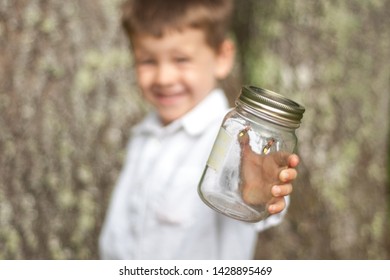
[237,127,251,156]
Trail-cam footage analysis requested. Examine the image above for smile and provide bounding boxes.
[155,92,186,106]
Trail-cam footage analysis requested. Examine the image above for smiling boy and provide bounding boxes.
[99,0,299,259]
[133,27,234,125]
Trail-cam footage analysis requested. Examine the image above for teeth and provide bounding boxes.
[158,92,181,96]
[157,93,183,99]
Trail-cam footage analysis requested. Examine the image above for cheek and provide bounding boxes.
[136,67,153,89]
[135,70,155,103]
[186,64,216,86]
[193,68,218,93]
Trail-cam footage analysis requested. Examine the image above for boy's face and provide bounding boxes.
[132,28,233,125]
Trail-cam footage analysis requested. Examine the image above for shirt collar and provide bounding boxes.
[133,88,229,137]
[181,88,229,136]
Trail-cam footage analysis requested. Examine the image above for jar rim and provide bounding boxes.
[237,85,305,128]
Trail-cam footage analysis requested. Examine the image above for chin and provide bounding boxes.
[159,110,188,125]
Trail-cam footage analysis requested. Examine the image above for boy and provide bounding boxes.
[99,0,299,259]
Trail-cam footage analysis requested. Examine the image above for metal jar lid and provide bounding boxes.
[237,85,305,128]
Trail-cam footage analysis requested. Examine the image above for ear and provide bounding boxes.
[215,39,235,80]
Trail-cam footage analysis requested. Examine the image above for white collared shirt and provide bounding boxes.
[99,89,287,259]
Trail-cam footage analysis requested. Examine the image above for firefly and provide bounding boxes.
[262,138,275,154]
[238,126,251,138]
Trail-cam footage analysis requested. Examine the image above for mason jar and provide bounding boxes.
[198,85,305,222]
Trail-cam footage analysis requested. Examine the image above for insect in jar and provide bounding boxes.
[262,138,276,154]
[238,126,251,138]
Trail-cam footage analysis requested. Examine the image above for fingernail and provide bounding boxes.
[273,186,281,196]
[281,171,289,181]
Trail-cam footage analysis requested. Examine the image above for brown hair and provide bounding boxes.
[121,0,233,50]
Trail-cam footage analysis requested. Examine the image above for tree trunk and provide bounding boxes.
[245,0,390,259]
[0,0,142,259]
[0,0,389,259]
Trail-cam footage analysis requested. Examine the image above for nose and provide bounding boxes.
[154,62,178,87]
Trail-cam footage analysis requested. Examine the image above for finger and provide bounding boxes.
[272,151,290,167]
[272,183,293,197]
[279,168,297,182]
[237,127,250,145]
[267,197,286,214]
[288,154,300,168]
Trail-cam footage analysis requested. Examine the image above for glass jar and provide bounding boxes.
[198,85,305,222]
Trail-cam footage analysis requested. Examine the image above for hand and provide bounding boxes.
[238,128,299,215]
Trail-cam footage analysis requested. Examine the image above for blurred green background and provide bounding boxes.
[0,0,389,259]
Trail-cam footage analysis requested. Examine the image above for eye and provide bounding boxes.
[136,58,156,66]
[174,56,190,64]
